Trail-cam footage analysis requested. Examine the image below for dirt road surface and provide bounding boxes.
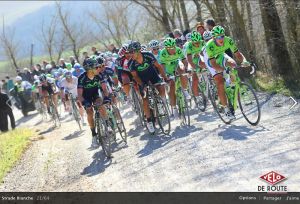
[1,93,299,192]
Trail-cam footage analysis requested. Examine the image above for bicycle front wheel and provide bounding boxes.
[238,82,261,126]
[155,97,171,135]
[96,116,112,158]
[72,101,82,131]
[178,90,190,126]
[132,89,144,126]
[112,105,127,143]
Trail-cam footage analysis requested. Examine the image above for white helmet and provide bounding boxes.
[203,31,213,41]
[33,75,39,80]
[46,64,52,70]
[185,33,192,41]
[148,40,160,49]
[15,76,22,81]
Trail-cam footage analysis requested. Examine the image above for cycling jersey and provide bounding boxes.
[60,76,78,97]
[116,56,130,72]
[185,40,205,66]
[39,77,57,95]
[77,72,102,105]
[159,47,185,75]
[152,50,161,64]
[205,36,238,66]
[129,52,161,85]
[99,67,115,86]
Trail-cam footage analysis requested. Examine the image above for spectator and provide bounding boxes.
[205,19,216,31]
[42,60,49,70]
[195,22,206,38]
[59,58,67,69]
[109,44,119,54]
[168,32,175,39]
[69,56,77,67]
[0,85,15,132]
[2,79,7,94]
[50,61,59,76]
[92,47,100,56]
[6,76,14,94]
[22,68,33,83]
[82,51,90,67]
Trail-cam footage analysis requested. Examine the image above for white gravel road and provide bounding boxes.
[0,92,299,192]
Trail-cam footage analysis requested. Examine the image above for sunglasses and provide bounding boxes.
[152,48,159,51]
[215,35,225,40]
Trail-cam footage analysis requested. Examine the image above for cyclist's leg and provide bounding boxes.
[178,66,189,90]
[65,93,71,113]
[192,72,199,96]
[76,99,85,118]
[121,72,131,97]
[223,54,237,83]
[214,55,227,106]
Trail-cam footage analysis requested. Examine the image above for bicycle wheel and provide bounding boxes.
[72,100,82,130]
[112,105,127,143]
[96,114,112,158]
[238,82,261,126]
[178,89,190,126]
[132,89,144,126]
[208,84,231,124]
[155,97,171,135]
[193,82,207,112]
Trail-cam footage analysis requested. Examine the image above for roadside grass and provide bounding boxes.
[0,128,33,183]
[253,71,300,98]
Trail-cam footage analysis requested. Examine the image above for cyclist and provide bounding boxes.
[95,56,118,104]
[60,71,85,124]
[185,31,206,102]
[115,44,133,99]
[205,25,250,120]
[38,74,59,115]
[77,58,108,148]
[148,40,161,64]
[128,41,168,134]
[159,37,191,117]
[72,63,85,78]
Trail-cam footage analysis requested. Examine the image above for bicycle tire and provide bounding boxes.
[112,105,127,143]
[95,114,112,158]
[72,99,82,131]
[178,89,190,126]
[238,82,261,126]
[132,88,144,126]
[154,96,171,135]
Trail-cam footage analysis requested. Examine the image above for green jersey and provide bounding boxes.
[159,47,185,75]
[185,41,205,65]
[206,36,238,60]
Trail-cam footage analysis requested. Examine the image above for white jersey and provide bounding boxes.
[60,76,78,97]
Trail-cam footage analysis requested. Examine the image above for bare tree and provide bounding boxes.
[56,2,91,63]
[0,16,19,71]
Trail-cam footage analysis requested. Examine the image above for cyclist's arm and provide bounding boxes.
[77,88,84,103]
[209,58,224,73]
[234,51,246,64]
[101,82,109,97]
[131,71,143,86]
[154,61,167,80]
[181,58,189,70]
[186,54,196,69]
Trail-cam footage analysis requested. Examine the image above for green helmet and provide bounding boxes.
[164,37,176,48]
[211,25,225,37]
[65,63,72,70]
[191,31,202,42]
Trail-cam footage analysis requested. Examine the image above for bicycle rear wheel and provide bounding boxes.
[193,83,207,112]
[238,82,261,126]
[72,100,82,131]
[155,97,171,135]
[112,105,127,143]
[132,88,144,126]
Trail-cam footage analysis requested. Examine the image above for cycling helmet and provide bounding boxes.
[175,38,184,47]
[141,44,147,51]
[33,75,39,81]
[46,73,52,78]
[74,63,81,69]
[128,41,141,52]
[39,74,47,82]
[65,71,72,78]
[53,71,60,79]
[95,56,105,66]
[148,40,160,49]
[83,58,98,70]
[164,38,176,48]
[203,31,213,41]
[185,33,192,41]
[45,64,52,70]
[191,31,202,42]
[58,68,64,75]
[65,63,72,70]
[15,76,22,82]
[118,44,129,57]
[211,25,225,37]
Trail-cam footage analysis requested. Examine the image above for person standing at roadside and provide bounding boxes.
[0,86,15,132]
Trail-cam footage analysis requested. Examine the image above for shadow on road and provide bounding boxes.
[38,125,56,135]
[62,130,84,140]
[15,112,39,126]
[81,151,112,177]
[136,124,202,158]
[217,124,269,140]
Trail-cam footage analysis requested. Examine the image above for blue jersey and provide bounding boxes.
[72,68,85,78]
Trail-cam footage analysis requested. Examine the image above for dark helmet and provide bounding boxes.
[128,41,141,52]
[39,74,47,82]
[95,56,105,66]
[83,58,98,70]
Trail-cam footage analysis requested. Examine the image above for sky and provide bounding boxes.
[0,1,54,25]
